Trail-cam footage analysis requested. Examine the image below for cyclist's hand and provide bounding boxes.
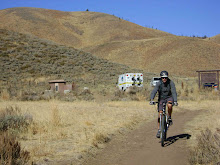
[174,102,178,106]
[149,101,155,105]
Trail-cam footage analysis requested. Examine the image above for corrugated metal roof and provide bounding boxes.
[49,80,66,83]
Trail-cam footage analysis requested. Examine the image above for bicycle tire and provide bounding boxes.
[161,115,166,147]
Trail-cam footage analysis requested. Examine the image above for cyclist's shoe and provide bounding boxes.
[174,102,178,106]
[156,130,161,138]
[168,117,173,125]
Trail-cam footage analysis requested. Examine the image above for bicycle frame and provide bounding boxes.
[153,101,169,147]
[151,100,176,147]
[160,102,169,131]
[159,102,169,146]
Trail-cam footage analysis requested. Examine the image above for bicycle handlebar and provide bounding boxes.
[149,101,178,106]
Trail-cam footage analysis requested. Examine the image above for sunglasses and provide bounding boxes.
[161,77,168,79]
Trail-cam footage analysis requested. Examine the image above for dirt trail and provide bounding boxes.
[84,108,199,165]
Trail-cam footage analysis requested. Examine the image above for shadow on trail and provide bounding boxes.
[164,134,191,147]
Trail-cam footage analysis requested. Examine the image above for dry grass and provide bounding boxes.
[0,7,171,49]
[0,106,32,164]
[0,100,157,164]
[0,132,30,165]
[0,89,10,101]
[179,100,220,164]
[0,81,219,164]
[207,34,220,44]
[183,100,220,145]
[188,128,220,165]
[85,36,220,77]
[1,8,219,77]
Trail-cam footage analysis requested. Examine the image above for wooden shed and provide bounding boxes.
[49,80,73,93]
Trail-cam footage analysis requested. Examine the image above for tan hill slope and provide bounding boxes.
[84,36,220,77]
[1,7,219,77]
[0,7,172,49]
[207,34,220,44]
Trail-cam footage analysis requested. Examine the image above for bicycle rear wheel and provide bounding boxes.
[161,115,167,147]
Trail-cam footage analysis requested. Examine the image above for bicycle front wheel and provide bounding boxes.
[161,115,166,147]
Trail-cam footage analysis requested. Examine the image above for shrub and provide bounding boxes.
[189,128,220,165]
[112,88,126,101]
[0,106,32,133]
[0,132,30,165]
[0,89,10,100]
[19,91,40,101]
[112,86,148,101]
[79,88,94,101]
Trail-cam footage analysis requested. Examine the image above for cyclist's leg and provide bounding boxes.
[167,97,174,117]
[167,97,174,125]
[167,102,172,117]
[158,111,162,129]
[158,100,163,129]
[156,111,162,138]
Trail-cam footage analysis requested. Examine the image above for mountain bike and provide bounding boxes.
[151,101,173,147]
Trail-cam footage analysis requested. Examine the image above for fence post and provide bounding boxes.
[217,71,219,90]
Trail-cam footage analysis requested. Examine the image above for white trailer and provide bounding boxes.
[118,73,143,91]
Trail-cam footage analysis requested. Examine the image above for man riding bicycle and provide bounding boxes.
[150,71,178,138]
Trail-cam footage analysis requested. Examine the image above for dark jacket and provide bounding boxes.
[150,78,177,102]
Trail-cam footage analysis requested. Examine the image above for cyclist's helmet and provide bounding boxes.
[160,71,168,78]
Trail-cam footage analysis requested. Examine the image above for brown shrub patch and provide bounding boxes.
[189,128,220,165]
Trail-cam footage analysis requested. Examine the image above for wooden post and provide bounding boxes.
[198,71,201,89]
[217,71,219,90]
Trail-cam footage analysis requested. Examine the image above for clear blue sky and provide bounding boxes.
[1,0,219,37]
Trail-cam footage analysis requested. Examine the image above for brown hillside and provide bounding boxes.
[206,34,220,44]
[0,7,172,49]
[1,7,219,77]
[0,29,145,97]
[84,36,220,77]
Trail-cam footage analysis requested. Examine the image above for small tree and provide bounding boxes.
[202,35,207,39]
[86,9,89,11]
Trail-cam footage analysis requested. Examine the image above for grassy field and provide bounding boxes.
[0,100,158,164]
[183,100,220,138]
[182,100,220,164]
[0,88,219,164]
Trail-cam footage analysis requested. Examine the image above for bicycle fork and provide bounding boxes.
[159,113,162,131]
[159,114,168,130]
[159,113,169,137]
